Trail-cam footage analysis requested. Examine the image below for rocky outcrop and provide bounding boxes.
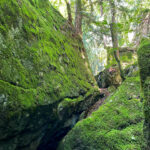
[95,67,122,88]
[138,38,150,149]
[0,0,100,150]
[95,63,139,89]
[59,77,146,150]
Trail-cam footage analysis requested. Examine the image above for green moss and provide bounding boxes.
[138,38,150,86]
[0,80,37,118]
[106,46,137,69]
[60,77,146,150]
[138,38,150,148]
[0,0,97,124]
[57,88,99,120]
[0,0,101,149]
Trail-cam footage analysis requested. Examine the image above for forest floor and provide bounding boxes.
[86,88,110,117]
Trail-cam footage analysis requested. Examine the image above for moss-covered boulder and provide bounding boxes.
[95,67,122,88]
[60,77,146,150]
[0,0,100,149]
[138,38,150,149]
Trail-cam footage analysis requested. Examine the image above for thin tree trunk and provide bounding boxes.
[89,0,94,13]
[75,0,82,35]
[65,0,72,24]
[146,13,150,36]
[109,0,125,81]
[99,0,103,16]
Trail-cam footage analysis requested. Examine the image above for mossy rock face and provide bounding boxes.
[60,77,146,150]
[0,0,99,149]
[124,62,139,77]
[138,38,150,149]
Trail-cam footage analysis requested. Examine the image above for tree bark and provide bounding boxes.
[99,0,103,16]
[65,0,72,24]
[75,0,82,35]
[109,0,125,81]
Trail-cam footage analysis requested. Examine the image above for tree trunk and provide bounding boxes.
[99,0,103,16]
[89,0,94,13]
[65,0,72,24]
[109,0,125,81]
[75,0,82,35]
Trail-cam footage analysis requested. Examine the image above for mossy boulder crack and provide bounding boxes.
[59,77,146,150]
[0,0,100,149]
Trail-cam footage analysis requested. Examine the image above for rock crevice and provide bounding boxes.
[0,0,100,149]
